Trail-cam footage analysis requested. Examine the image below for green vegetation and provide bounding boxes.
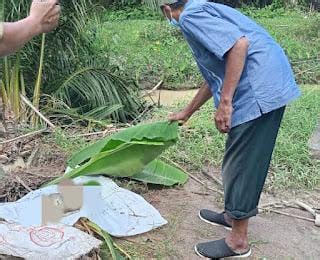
[99,19,200,89]
[98,7,320,89]
[1,0,144,126]
[256,13,320,84]
[150,86,320,189]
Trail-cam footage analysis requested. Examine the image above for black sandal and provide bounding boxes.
[195,239,251,259]
[199,209,232,230]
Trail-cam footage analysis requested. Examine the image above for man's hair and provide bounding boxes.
[162,0,187,11]
[169,0,187,9]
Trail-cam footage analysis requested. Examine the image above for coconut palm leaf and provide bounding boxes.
[47,104,122,127]
[54,67,143,122]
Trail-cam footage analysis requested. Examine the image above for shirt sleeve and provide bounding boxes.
[180,13,245,60]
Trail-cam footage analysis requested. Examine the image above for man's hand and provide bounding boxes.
[0,0,60,56]
[214,101,233,133]
[168,109,191,125]
[29,0,61,34]
[168,83,212,125]
[214,37,248,133]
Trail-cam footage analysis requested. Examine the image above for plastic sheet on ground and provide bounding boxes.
[0,176,167,237]
[0,222,102,259]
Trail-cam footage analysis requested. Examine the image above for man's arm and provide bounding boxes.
[215,37,249,133]
[168,82,212,123]
[0,0,60,56]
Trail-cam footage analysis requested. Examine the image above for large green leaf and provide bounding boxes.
[131,160,188,186]
[68,121,178,167]
[46,121,179,185]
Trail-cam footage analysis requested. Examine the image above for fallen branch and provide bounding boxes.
[73,128,122,139]
[80,218,94,236]
[201,170,223,186]
[15,176,33,192]
[295,64,320,76]
[27,146,39,168]
[259,201,290,210]
[191,191,211,196]
[20,94,56,129]
[163,157,224,196]
[259,201,302,211]
[140,80,163,98]
[188,172,224,196]
[74,131,106,138]
[261,208,315,223]
[24,170,61,179]
[296,201,317,217]
[131,106,151,124]
[0,128,47,145]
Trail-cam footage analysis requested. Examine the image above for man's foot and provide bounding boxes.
[199,209,232,230]
[195,239,251,259]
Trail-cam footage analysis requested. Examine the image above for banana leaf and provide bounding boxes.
[131,160,188,186]
[68,121,178,168]
[46,121,180,186]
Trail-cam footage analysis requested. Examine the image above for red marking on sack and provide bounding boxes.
[30,227,64,247]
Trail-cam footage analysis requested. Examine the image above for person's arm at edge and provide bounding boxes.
[0,0,60,56]
[0,18,42,56]
[215,37,249,133]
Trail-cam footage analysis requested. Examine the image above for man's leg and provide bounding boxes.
[195,107,286,258]
[223,106,286,252]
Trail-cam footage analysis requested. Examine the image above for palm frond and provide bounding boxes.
[1,0,145,125]
[55,67,143,122]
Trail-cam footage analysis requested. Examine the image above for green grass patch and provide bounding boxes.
[98,19,200,89]
[150,85,320,189]
[272,86,320,188]
[97,9,319,89]
[49,129,89,156]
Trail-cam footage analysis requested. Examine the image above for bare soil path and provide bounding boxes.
[119,173,320,259]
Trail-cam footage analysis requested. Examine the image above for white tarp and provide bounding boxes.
[0,176,167,237]
[0,222,102,259]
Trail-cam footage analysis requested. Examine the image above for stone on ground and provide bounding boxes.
[309,120,320,160]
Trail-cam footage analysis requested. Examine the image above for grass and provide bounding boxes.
[50,129,88,155]
[149,85,320,189]
[98,19,201,89]
[96,8,319,89]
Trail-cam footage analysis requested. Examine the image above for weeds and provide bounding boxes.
[97,19,202,89]
[49,129,88,156]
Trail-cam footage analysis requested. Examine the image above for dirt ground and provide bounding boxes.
[118,170,320,259]
[1,131,319,259]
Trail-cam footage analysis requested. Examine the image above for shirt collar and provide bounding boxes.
[180,0,208,22]
[184,0,207,11]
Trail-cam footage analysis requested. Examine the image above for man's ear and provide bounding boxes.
[162,5,172,19]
